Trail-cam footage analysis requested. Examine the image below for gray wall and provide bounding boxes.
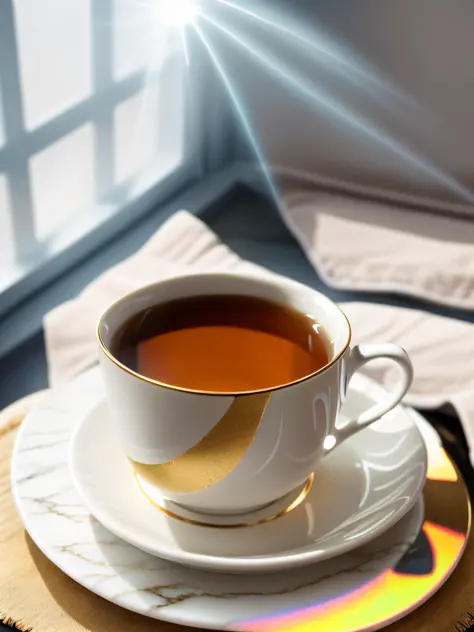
[214,0,474,203]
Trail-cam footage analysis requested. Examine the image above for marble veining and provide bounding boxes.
[11,368,425,630]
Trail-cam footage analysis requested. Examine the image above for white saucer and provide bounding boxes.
[12,368,466,631]
[69,371,427,574]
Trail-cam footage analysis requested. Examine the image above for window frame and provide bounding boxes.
[0,0,236,318]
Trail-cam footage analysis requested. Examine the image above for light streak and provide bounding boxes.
[201,13,474,204]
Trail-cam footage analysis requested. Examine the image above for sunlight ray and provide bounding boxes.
[214,0,410,103]
[201,14,474,204]
[194,21,282,208]
[181,27,190,66]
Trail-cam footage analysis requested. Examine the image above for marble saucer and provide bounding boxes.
[11,368,469,631]
[18,367,426,574]
[71,391,427,574]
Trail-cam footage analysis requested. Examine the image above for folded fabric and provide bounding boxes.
[280,181,474,310]
[44,210,474,465]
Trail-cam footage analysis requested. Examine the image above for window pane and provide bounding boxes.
[113,0,151,80]
[0,1,194,300]
[0,174,15,265]
[112,0,175,80]
[30,124,95,241]
[114,83,160,184]
[155,55,186,163]
[14,0,92,129]
[113,60,186,185]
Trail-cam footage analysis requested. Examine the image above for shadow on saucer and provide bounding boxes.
[158,441,367,560]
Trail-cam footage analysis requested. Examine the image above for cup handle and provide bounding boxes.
[328,344,413,450]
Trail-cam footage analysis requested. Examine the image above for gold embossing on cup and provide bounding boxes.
[132,393,271,493]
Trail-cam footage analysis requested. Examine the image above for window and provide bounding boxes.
[0,0,203,307]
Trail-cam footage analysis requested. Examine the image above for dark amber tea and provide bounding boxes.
[111,295,330,393]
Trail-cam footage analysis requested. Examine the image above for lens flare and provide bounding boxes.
[119,0,474,206]
[155,0,199,26]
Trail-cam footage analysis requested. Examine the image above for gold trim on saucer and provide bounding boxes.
[134,473,314,529]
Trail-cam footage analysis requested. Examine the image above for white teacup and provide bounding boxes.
[97,272,413,515]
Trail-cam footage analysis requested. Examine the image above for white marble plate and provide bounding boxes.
[12,368,457,631]
[69,380,427,574]
[12,371,469,632]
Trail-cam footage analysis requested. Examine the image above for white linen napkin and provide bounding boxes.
[44,210,474,465]
[280,181,474,310]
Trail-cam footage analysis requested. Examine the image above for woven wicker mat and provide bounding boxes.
[1,392,474,632]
